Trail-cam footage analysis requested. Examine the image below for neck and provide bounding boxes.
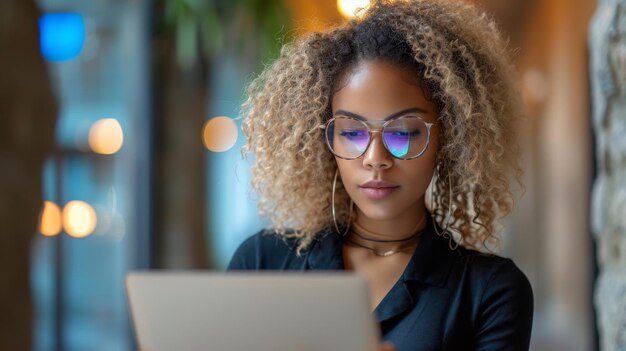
[352,210,427,241]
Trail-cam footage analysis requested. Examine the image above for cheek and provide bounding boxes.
[407,162,436,185]
[335,159,353,183]
[335,159,362,198]
[403,152,438,189]
[422,131,440,172]
[431,127,442,154]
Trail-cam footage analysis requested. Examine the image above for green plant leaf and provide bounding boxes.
[176,16,198,69]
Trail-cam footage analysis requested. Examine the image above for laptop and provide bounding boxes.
[126,272,380,351]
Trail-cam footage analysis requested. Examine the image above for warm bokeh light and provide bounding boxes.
[202,116,238,152]
[88,118,124,155]
[337,0,371,18]
[39,201,62,236]
[62,201,97,238]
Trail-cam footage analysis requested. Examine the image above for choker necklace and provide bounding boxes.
[351,215,426,243]
[343,236,419,257]
[344,215,426,257]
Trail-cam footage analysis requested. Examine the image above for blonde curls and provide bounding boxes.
[241,0,523,255]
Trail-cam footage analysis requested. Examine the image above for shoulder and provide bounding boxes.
[453,248,534,348]
[432,232,533,300]
[226,229,304,270]
[457,248,533,302]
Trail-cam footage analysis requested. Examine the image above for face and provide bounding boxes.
[330,60,440,224]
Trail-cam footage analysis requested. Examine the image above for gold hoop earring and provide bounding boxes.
[430,162,459,250]
[332,168,353,236]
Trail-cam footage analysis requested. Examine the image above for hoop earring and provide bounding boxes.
[430,162,459,250]
[332,168,353,236]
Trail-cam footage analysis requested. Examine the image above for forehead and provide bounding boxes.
[331,60,436,122]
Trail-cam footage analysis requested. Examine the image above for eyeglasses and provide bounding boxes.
[319,115,434,160]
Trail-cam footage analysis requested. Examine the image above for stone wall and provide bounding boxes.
[590,1,626,349]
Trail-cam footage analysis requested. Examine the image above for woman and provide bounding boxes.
[228,0,533,350]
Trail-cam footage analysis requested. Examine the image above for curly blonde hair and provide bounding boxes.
[241,0,523,254]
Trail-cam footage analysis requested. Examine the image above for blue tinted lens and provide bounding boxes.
[384,131,411,157]
[383,118,427,158]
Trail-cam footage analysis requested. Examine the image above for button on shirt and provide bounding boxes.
[227,219,533,351]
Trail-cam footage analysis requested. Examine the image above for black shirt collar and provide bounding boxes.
[306,226,345,270]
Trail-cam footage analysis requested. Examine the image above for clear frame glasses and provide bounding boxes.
[319,115,434,160]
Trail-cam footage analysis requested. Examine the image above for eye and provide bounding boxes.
[339,130,368,140]
[389,130,421,137]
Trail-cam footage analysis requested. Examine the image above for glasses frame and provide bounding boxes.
[318,115,435,160]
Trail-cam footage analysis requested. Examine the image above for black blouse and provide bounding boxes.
[227,218,533,351]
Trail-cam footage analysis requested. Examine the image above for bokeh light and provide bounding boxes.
[39,201,62,236]
[39,12,85,61]
[202,116,238,152]
[88,118,124,155]
[62,201,97,238]
[337,0,371,18]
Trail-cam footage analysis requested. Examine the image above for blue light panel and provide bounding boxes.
[39,13,85,62]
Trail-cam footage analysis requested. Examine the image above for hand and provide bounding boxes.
[375,342,397,351]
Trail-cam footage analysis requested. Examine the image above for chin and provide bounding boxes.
[354,204,404,222]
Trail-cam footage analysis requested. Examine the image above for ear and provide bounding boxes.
[435,151,444,163]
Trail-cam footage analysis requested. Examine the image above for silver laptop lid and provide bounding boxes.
[126,272,380,351]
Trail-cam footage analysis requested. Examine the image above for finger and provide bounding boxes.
[376,342,397,351]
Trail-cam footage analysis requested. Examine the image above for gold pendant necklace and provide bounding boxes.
[343,236,418,257]
[345,214,426,256]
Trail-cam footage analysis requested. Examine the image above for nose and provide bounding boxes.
[362,132,393,170]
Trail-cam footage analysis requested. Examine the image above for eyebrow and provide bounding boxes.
[333,107,428,121]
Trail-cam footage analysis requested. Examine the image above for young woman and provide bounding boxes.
[228,0,533,350]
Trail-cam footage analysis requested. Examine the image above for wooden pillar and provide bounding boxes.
[0,1,58,349]
[151,1,210,269]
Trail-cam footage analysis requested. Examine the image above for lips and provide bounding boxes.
[359,180,399,200]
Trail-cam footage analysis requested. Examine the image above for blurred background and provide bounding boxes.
[1,0,624,350]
